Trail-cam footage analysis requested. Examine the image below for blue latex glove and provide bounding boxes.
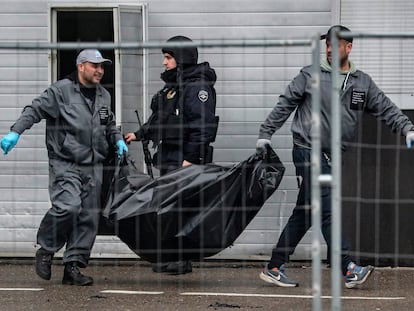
[1,132,20,155]
[116,140,128,158]
[406,131,414,149]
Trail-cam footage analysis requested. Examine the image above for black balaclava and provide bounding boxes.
[161,36,198,67]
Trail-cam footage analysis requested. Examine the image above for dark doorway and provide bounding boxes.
[56,10,115,110]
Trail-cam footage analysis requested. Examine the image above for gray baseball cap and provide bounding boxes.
[76,49,112,65]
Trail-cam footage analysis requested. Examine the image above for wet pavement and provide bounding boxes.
[0,259,412,311]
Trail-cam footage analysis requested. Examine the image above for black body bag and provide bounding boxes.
[102,145,284,263]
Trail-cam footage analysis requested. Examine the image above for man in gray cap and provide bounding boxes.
[0,49,128,285]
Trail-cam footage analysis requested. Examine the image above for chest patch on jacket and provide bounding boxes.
[198,90,208,103]
[167,90,176,99]
[350,89,366,110]
[99,107,109,124]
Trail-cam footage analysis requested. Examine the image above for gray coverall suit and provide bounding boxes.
[10,75,122,266]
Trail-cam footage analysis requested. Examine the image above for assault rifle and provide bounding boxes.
[135,110,154,179]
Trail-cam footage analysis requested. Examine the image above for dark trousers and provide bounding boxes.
[37,159,103,267]
[269,145,352,275]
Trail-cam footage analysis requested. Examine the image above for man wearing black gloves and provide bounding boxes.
[125,35,218,274]
[0,49,128,285]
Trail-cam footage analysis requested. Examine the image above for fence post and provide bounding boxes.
[330,30,342,311]
[311,34,322,311]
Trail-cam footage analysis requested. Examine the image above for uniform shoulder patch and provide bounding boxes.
[198,90,208,103]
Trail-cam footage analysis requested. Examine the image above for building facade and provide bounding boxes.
[0,0,413,261]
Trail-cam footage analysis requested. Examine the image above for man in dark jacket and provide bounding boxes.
[256,25,414,289]
[0,49,128,285]
[125,35,218,273]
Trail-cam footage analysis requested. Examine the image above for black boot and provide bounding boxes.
[168,260,192,275]
[152,262,170,273]
[62,262,93,286]
[152,260,192,275]
[35,248,54,280]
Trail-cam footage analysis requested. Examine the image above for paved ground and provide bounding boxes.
[0,259,412,311]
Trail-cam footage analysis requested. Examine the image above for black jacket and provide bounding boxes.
[139,62,218,165]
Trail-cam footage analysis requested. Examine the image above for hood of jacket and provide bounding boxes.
[180,62,217,86]
[320,58,357,92]
[320,57,357,74]
[160,62,217,88]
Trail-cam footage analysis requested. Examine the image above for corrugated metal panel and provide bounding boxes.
[117,5,146,172]
[0,0,333,260]
[341,0,414,106]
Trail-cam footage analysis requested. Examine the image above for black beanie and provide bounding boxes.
[162,36,198,66]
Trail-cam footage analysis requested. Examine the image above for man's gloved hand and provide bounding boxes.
[0,132,20,155]
[116,140,129,158]
[256,138,272,157]
[406,131,414,149]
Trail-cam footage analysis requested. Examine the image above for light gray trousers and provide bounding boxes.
[37,158,103,267]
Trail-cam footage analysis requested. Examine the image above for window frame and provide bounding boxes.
[48,3,148,127]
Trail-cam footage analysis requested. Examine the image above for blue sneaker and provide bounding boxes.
[345,262,374,289]
[259,264,298,287]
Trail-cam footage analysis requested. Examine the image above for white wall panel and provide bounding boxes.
[0,0,333,261]
[341,0,414,103]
